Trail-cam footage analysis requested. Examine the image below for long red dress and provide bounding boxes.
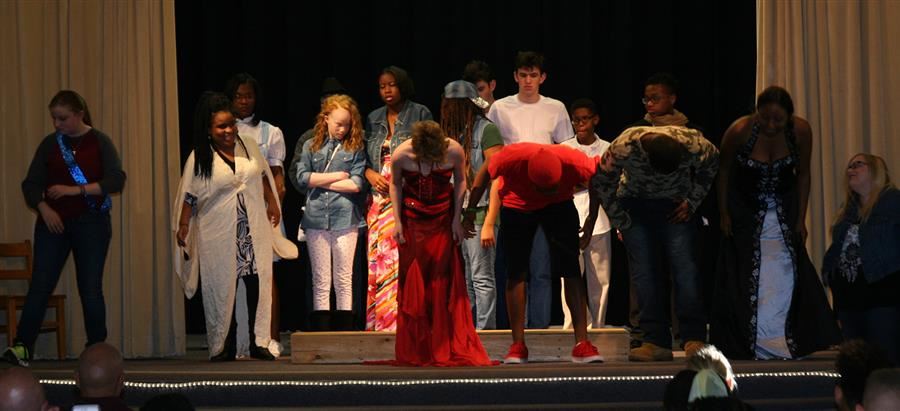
[394,168,494,366]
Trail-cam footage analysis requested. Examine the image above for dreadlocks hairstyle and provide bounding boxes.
[192,91,234,180]
[48,90,93,127]
[411,120,448,167]
[309,94,365,153]
[440,97,483,184]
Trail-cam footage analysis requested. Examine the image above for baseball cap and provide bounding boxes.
[527,148,562,188]
[443,80,490,109]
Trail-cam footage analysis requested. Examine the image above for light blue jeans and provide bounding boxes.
[461,224,497,329]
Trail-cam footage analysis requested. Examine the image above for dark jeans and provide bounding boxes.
[16,212,112,352]
[620,199,705,349]
[839,306,900,365]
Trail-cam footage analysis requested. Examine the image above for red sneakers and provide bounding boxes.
[572,340,603,363]
[504,342,529,364]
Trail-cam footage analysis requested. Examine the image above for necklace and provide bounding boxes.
[69,137,84,156]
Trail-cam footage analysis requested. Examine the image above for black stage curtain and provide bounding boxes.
[176,0,756,333]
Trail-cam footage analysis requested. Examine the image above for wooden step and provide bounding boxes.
[291,328,630,364]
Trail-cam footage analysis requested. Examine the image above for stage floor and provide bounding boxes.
[7,334,840,410]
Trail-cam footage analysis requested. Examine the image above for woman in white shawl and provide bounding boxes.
[174,92,281,361]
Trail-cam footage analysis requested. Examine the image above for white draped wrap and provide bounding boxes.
[172,138,280,357]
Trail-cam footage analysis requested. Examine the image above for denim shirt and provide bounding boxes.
[823,188,900,284]
[291,137,367,231]
[365,100,432,192]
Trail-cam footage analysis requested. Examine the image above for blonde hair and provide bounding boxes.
[411,120,449,166]
[310,94,364,153]
[833,153,894,225]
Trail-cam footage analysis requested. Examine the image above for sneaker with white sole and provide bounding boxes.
[504,342,529,364]
[571,340,603,363]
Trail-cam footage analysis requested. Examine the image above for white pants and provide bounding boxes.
[307,227,357,311]
[562,231,612,329]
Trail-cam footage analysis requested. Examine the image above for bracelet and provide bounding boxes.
[179,223,189,227]
[79,185,86,196]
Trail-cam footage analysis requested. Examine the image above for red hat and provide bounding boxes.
[528,148,562,188]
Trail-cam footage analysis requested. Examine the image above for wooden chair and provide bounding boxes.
[0,240,67,359]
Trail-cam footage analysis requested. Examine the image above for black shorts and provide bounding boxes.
[499,199,581,281]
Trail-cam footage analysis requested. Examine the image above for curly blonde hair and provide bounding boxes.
[411,120,448,166]
[310,94,364,153]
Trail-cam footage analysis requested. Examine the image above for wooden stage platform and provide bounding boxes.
[5,329,840,410]
[291,328,631,363]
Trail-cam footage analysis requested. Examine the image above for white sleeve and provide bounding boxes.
[266,126,286,168]
[551,105,574,144]
[486,104,499,124]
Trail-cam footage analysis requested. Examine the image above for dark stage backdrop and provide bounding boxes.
[176,0,756,333]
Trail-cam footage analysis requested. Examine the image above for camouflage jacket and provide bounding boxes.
[591,125,719,229]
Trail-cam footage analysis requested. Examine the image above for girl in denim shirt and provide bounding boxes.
[291,95,367,331]
[823,153,900,363]
[363,66,432,331]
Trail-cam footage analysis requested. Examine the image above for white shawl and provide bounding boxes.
[172,138,280,357]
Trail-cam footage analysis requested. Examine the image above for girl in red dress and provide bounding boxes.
[388,120,494,366]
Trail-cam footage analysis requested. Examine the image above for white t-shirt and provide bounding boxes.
[237,115,286,168]
[487,95,572,145]
[561,134,611,235]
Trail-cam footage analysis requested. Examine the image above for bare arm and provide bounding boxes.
[463,144,502,238]
[271,166,286,200]
[176,201,193,247]
[717,117,747,236]
[484,178,501,227]
[262,175,281,226]
[449,142,468,243]
[481,179,501,248]
[794,117,813,241]
[467,145,501,209]
[582,166,603,249]
[389,144,409,244]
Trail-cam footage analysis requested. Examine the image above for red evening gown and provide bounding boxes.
[394,168,494,366]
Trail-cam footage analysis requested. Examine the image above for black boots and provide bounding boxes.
[211,322,237,362]
[249,343,276,360]
[331,310,355,331]
[310,311,331,331]
[309,310,355,331]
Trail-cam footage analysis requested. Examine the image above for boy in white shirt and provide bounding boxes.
[559,99,612,329]
[486,51,573,328]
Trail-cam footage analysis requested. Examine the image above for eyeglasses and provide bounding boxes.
[571,116,595,125]
[848,160,868,170]
[641,94,669,105]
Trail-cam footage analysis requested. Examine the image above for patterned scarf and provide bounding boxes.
[643,109,689,127]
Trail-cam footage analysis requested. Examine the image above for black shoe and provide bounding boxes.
[249,344,275,361]
[331,310,355,331]
[309,310,331,331]
[210,349,235,362]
